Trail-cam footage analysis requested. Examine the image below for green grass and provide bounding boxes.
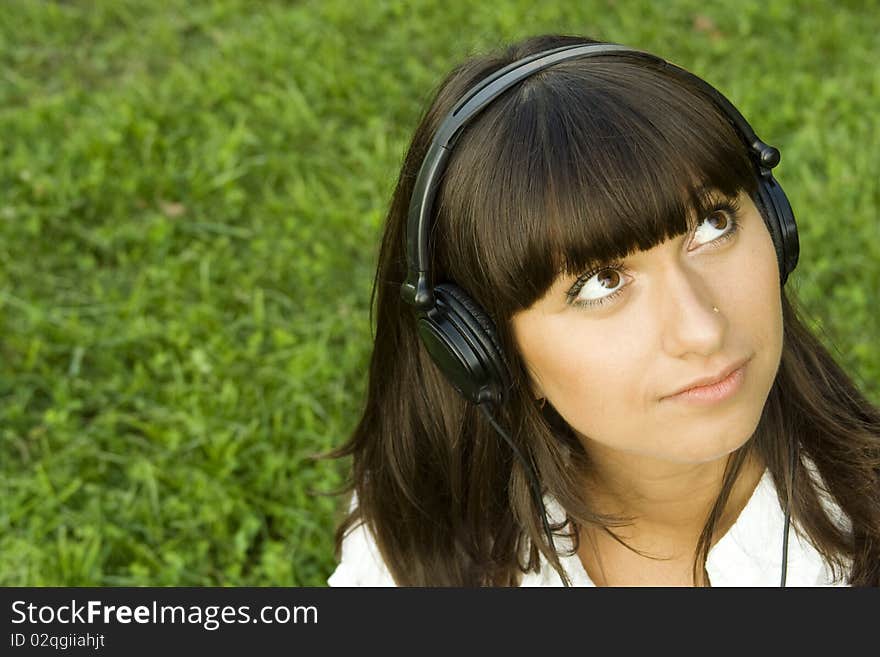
[0,0,877,586]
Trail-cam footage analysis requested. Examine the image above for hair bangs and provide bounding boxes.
[436,58,760,317]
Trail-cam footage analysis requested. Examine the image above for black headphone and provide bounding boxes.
[399,42,800,587]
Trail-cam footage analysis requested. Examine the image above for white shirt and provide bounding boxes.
[327,466,851,587]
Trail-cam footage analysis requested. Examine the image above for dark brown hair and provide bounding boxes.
[322,34,880,586]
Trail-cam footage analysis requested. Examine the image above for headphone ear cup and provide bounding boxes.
[753,175,799,286]
[764,176,799,283]
[414,283,512,405]
[438,283,511,373]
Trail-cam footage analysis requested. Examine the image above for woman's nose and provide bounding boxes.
[659,267,725,358]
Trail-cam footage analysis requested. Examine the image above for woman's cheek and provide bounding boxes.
[550,357,642,443]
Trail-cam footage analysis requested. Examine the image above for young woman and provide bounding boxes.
[323,34,880,586]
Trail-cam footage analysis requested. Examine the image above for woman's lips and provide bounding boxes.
[662,360,749,405]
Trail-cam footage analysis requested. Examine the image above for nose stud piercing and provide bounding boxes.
[713,306,720,313]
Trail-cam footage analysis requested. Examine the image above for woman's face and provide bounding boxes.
[510,189,784,465]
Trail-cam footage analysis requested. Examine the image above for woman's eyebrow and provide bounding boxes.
[694,184,739,202]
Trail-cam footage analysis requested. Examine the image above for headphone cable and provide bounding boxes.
[478,401,570,587]
[780,437,798,587]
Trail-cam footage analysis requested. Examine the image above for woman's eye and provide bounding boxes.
[689,204,740,250]
[567,266,629,308]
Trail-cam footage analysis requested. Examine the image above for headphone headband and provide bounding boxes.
[401,42,782,310]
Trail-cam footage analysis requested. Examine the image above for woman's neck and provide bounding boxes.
[579,446,766,549]
[573,448,765,586]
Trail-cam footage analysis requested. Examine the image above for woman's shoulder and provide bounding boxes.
[326,493,397,587]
